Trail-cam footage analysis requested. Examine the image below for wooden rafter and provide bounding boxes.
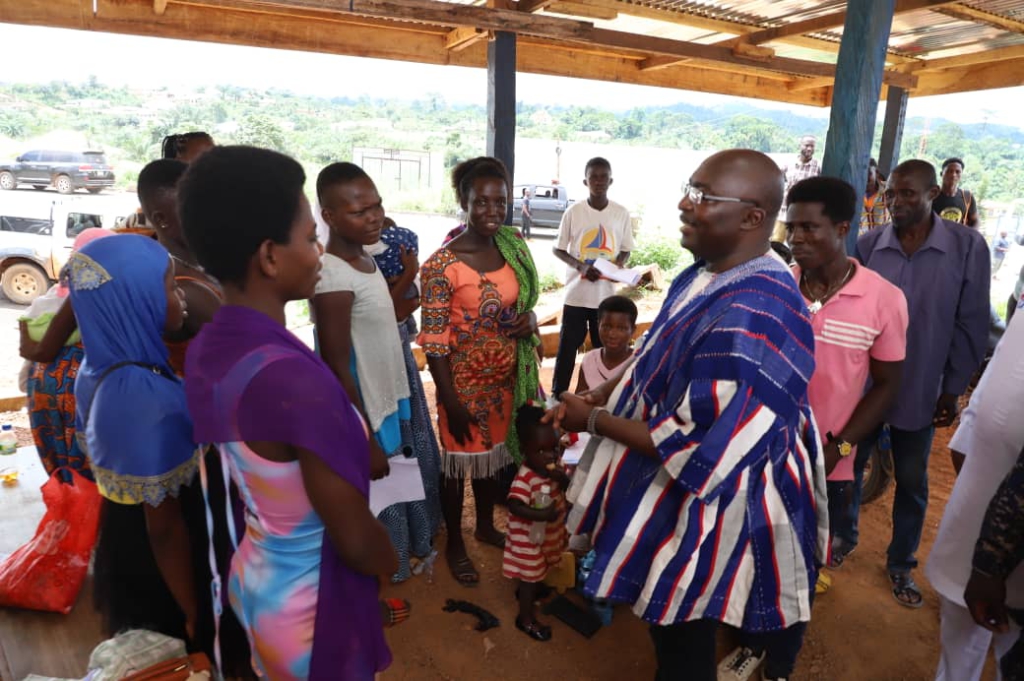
[718,0,960,47]
[10,0,1024,103]
[154,0,169,13]
[914,54,1024,96]
[907,43,1024,72]
[516,0,557,13]
[445,25,488,50]
[546,1,618,21]
[936,4,1024,35]
[572,0,919,66]
[181,0,918,88]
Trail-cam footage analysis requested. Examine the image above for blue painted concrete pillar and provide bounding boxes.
[820,0,896,252]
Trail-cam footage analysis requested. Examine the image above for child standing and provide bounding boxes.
[574,295,637,394]
[551,157,634,397]
[503,404,570,642]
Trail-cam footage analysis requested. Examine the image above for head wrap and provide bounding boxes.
[69,235,197,505]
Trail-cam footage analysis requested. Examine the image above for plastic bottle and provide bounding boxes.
[529,484,552,545]
[0,425,16,456]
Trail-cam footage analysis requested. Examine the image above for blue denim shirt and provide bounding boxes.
[857,215,991,430]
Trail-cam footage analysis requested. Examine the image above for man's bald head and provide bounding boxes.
[678,149,785,270]
[701,149,785,225]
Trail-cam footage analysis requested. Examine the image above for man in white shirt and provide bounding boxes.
[551,157,634,396]
[926,304,1024,681]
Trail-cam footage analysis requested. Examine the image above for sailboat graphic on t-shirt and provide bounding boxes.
[579,225,615,264]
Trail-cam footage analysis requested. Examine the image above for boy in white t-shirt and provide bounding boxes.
[551,157,634,396]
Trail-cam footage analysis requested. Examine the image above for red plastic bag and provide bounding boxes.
[0,468,101,614]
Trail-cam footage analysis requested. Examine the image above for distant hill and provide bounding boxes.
[0,79,1020,202]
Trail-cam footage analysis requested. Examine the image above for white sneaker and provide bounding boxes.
[717,646,766,681]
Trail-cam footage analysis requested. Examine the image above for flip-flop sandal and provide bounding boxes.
[815,571,832,595]
[381,598,411,628]
[448,556,480,587]
[829,544,855,569]
[515,617,552,642]
[889,572,924,609]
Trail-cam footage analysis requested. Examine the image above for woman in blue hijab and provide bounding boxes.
[67,234,243,669]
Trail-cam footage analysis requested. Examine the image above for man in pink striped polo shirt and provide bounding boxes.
[787,176,908,558]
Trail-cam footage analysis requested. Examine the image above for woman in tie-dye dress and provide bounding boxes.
[182,147,395,681]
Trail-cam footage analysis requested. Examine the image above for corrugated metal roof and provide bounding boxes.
[601,0,1024,63]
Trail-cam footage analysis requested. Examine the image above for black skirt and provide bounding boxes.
[92,452,254,678]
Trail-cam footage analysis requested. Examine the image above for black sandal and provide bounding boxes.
[889,571,924,609]
[515,617,552,642]
[448,555,480,587]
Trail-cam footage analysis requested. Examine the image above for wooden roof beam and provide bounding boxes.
[545,1,618,21]
[185,0,917,86]
[583,27,918,88]
[907,43,1024,72]
[914,55,1024,96]
[638,56,687,71]
[935,4,1024,35]
[197,0,597,38]
[516,0,557,13]
[719,0,960,47]
[0,0,832,105]
[788,75,833,92]
[445,26,488,50]
[586,0,918,65]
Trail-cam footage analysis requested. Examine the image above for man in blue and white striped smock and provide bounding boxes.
[553,149,829,681]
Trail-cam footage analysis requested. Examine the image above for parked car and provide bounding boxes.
[0,150,116,195]
[512,184,574,231]
[0,194,138,304]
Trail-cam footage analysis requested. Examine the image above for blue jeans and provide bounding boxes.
[835,424,934,572]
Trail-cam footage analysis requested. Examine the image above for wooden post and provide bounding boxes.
[878,86,908,178]
[487,31,516,224]
[820,0,896,251]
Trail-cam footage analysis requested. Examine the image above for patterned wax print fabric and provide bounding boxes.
[28,344,90,482]
[418,251,520,478]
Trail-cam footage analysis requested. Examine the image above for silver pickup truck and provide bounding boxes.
[511,184,573,231]
[0,194,138,304]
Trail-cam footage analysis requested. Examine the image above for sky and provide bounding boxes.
[0,22,1020,128]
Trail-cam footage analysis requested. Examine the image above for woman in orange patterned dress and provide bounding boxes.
[419,157,540,586]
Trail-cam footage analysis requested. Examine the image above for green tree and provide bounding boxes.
[235,113,287,151]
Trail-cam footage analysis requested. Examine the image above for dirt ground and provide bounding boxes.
[0,321,998,680]
[373,367,991,681]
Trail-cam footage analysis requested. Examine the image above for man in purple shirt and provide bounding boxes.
[840,159,990,609]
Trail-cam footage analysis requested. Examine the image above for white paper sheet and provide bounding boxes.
[562,432,591,466]
[369,457,426,516]
[593,258,642,286]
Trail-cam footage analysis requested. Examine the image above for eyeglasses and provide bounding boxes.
[682,183,760,207]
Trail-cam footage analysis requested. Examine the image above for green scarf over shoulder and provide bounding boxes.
[495,226,540,464]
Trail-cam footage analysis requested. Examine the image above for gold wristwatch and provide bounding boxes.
[827,431,852,457]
